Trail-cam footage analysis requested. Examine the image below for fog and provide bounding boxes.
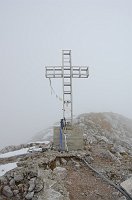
[0,0,131,148]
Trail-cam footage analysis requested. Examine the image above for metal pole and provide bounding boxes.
[62,50,65,119]
[70,50,73,125]
[60,126,63,151]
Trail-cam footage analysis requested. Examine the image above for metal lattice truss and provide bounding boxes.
[45,50,89,125]
[45,66,89,78]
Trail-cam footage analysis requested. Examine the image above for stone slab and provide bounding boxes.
[121,177,132,196]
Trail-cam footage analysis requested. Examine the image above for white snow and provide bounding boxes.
[0,148,29,158]
[0,162,17,176]
[28,146,42,152]
[28,140,50,145]
[37,140,50,144]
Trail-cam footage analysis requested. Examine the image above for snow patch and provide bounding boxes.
[28,140,50,145]
[0,148,29,158]
[0,162,17,176]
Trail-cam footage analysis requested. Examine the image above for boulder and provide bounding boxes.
[56,160,60,167]
[99,150,121,164]
[28,170,38,179]
[25,191,34,199]
[13,189,19,196]
[61,158,67,165]
[9,178,15,186]
[2,185,13,197]
[14,172,24,182]
[53,167,67,180]
[44,188,63,200]
[85,155,94,164]
[28,178,36,192]
[34,177,44,193]
[118,196,127,200]
[0,176,8,185]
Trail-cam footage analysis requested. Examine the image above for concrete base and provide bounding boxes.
[53,125,84,151]
[121,177,132,196]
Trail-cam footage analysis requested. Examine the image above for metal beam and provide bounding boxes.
[45,66,89,78]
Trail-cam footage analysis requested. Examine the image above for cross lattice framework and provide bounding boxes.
[45,50,89,125]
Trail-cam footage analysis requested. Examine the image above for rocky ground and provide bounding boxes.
[0,146,131,200]
[0,112,132,199]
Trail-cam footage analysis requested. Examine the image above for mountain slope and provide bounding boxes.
[76,112,132,151]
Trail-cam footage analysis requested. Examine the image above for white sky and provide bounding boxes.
[0,0,131,148]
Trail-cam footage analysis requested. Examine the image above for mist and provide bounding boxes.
[0,0,131,148]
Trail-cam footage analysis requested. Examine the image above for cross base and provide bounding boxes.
[53,125,84,151]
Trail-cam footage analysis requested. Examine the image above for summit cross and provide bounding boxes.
[45,50,89,125]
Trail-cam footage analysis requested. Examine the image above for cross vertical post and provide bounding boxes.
[62,50,73,124]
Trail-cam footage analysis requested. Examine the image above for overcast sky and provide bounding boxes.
[0,0,131,148]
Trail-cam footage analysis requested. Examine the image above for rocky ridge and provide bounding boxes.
[77,112,132,154]
[0,112,132,200]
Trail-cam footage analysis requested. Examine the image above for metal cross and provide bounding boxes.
[45,50,89,125]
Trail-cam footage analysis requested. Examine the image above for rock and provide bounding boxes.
[121,177,132,196]
[115,152,122,159]
[105,169,121,180]
[61,158,67,165]
[9,178,15,186]
[6,172,13,181]
[118,196,127,200]
[66,180,72,186]
[2,185,13,197]
[126,174,132,179]
[84,145,91,151]
[23,191,28,198]
[96,136,109,143]
[74,163,81,170]
[116,145,127,154]
[67,159,74,166]
[100,150,121,163]
[14,172,24,182]
[111,145,127,156]
[15,194,21,199]
[0,176,8,185]
[85,156,94,164]
[38,157,49,169]
[56,160,60,167]
[28,170,38,179]
[44,188,63,200]
[13,189,19,195]
[0,185,2,193]
[112,191,119,196]
[85,151,92,156]
[28,178,36,192]
[85,135,97,144]
[25,191,34,199]
[110,146,117,154]
[79,122,85,127]
[34,177,44,192]
[18,183,24,193]
[53,167,67,180]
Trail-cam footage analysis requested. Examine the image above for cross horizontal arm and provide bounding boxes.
[45,66,89,78]
[45,66,63,78]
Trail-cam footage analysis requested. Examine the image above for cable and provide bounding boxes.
[49,78,62,101]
